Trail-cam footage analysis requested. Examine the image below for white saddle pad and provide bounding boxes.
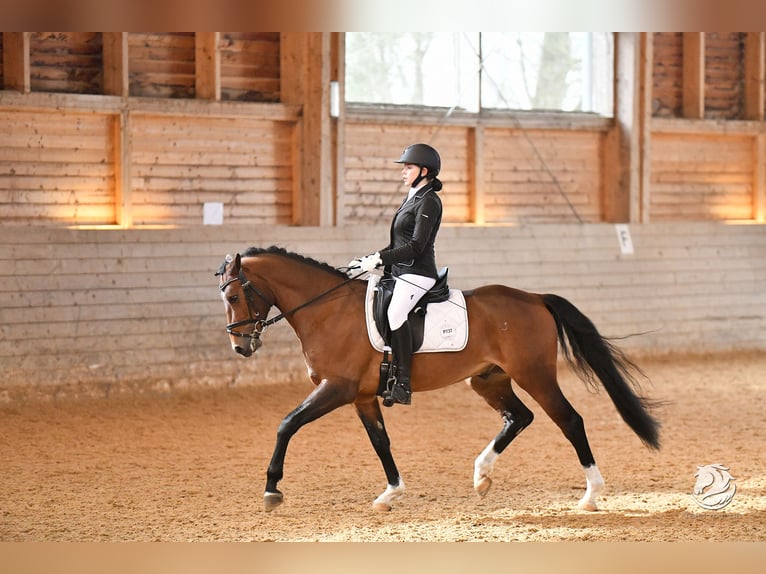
[365,274,469,353]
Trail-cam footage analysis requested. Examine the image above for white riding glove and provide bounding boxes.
[346,257,363,277]
[358,252,382,273]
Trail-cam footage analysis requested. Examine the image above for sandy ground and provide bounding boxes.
[1,352,764,542]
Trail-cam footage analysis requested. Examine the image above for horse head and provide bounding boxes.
[215,252,273,357]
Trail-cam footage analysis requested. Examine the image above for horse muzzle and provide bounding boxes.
[227,319,264,357]
[233,333,262,357]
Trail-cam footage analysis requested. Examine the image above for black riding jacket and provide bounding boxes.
[378,182,442,279]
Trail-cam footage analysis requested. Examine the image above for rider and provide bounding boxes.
[355,143,444,406]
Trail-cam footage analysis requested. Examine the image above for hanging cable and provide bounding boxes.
[367,32,585,224]
[469,32,584,223]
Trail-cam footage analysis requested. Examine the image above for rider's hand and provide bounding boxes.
[346,258,362,277]
[359,252,382,273]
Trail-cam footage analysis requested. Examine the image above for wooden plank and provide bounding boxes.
[29,32,103,95]
[755,134,766,221]
[651,33,683,118]
[744,32,765,121]
[682,33,705,119]
[195,32,220,101]
[114,111,131,227]
[468,125,484,224]
[610,32,641,222]
[2,32,30,92]
[640,33,653,223]
[281,32,333,226]
[704,33,744,120]
[103,32,128,97]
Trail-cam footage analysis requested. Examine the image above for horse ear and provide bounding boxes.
[234,253,242,269]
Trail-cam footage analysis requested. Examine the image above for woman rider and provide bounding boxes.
[354,143,444,406]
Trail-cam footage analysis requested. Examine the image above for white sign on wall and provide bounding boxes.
[203,202,224,225]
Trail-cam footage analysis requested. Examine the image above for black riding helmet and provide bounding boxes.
[394,143,441,178]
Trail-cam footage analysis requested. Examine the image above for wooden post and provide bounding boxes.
[639,33,653,223]
[682,33,705,119]
[330,32,344,226]
[608,32,643,223]
[195,32,220,100]
[468,124,485,224]
[2,32,31,93]
[280,32,333,226]
[744,32,765,122]
[113,111,133,228]
[755,134,766,222]
[102,32,129,97]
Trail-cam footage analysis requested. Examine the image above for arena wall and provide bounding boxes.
[1,222,764,401]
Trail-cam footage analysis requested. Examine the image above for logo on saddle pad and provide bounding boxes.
[365,274,468,353]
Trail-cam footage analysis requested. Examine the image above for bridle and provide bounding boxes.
[218,269,273,353]
[218,259,366,354]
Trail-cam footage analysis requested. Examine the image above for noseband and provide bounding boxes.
[219,270,273,353]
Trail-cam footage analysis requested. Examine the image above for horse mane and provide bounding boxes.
[242,246,347,279]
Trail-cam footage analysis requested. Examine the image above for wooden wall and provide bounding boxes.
[2,32,766,400]
[343,116,607,224]
[1,223,764,400]
[129,113,294,226]
[2,32,766,228]
[0,108,115,224]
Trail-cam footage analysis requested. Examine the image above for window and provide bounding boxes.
[345,32,613,116]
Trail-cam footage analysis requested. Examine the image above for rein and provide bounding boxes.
[220,264,366,350]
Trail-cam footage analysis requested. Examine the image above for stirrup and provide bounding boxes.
[382,377,411,407]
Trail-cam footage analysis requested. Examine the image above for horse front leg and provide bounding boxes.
[354,398,405,511]
[264,377,356,512]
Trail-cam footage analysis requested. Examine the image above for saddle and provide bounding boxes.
[372,267,451,351]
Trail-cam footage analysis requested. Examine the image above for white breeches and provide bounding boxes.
[387,273,436,330]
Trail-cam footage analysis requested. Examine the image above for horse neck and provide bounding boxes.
[245,256,348,328]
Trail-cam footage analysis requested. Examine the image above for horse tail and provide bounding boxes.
[542,293,661,450]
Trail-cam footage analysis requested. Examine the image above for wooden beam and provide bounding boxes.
[102,32,128,97]
[195,32,220,100]
[608,32,643,223]
[744,32,765,122]
[113,111,133,228]
[331,32,345,226]
[3,32,31,93]
[639,33,653,223]
[682,32,705,119]
[468,124,485,224]
[755,134,766,222]
[280,32,333,226]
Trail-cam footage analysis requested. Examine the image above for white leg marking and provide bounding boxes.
[577,464,605,511]
[473,440,499,497]
[372,479,406,511]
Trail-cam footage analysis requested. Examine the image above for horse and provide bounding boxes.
[216,246,661,513]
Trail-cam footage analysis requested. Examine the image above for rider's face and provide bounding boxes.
[401,163,426,188]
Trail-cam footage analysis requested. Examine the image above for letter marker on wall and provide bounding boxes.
[615,224,634,255]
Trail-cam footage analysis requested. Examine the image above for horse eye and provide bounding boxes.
[228,295,239,304]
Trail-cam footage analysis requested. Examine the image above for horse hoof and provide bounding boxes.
[577,499,598,512]
[264,491,284,512]
[372,501,392,512]
[475,476,492,498]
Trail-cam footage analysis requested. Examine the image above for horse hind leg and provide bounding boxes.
[517,368,605,511]
[468,368,534,498]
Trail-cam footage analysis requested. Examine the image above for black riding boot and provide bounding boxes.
[382,325,412,407]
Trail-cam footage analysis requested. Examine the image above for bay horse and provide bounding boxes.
[216,246,660,513]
